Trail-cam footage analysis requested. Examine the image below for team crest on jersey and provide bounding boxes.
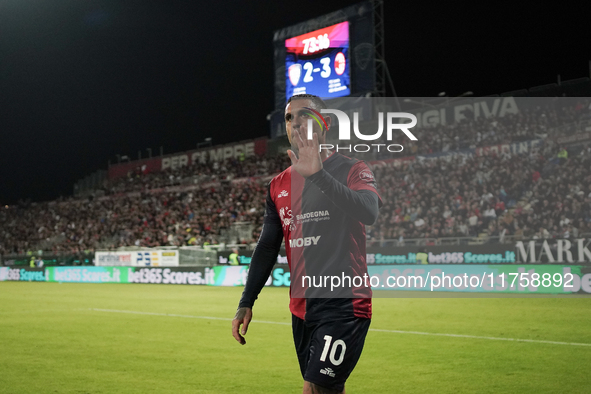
[359,170,377,188]
[359,170,375,181]
[279,207,295,231]
[278,190,289,198]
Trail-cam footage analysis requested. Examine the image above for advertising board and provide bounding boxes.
[2,268,46,282]
[95,250,179,267]
[515,238,591,263]
[366,245,516,265]
[108,138,267,179]
[5,264,589,295]
[0,267,9,281]
[45,267,128,283]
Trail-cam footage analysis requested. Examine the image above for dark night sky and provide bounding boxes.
[0,1,589,204]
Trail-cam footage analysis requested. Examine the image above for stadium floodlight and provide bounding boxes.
[438,91,473,98]
[197,138,213,148]
[403,98,437,109]
[442,91,474,106]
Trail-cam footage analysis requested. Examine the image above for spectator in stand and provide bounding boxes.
[557,147,568,163]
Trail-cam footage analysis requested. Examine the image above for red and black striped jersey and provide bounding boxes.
[265,152,381,322]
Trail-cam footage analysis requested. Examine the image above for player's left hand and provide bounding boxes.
[287,130,322,178]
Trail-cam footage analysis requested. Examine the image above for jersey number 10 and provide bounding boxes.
[320,335,347,366]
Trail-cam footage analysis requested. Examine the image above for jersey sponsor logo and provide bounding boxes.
[278,190,289,198]
[295,210,330,221]
[288,236,321,248]
[319,367,336,378]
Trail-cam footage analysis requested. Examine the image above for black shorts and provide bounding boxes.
[292,314,371,392]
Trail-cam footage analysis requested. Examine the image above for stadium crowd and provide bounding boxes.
[105,154,290,194]
[2,100,591,256]
[369,143,591,245]
[0,155,289,256]
[386,99,591,157]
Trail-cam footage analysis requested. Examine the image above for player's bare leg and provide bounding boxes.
[303,381,345,394]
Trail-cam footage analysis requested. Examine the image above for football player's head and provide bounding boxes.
[284,94,331,151]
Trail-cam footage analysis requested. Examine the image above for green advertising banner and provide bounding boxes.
[5,265,590,295]
[45,267,129,283]
[211,266,248,286]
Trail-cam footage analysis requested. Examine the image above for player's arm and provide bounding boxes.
[307,165,381,225]
[232,186,283,345]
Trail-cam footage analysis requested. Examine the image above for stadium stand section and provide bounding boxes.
[2,95,591,262]
[369,143,591,246]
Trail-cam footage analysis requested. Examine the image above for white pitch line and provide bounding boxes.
[90,308,290,326]
[89,308,591,348]
[369,328,591,347]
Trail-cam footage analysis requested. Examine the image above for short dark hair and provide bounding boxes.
[287,94,327,110]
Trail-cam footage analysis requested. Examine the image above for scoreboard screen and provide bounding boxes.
[285,21,350,101]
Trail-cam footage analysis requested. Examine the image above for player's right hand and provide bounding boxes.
[232,307,252,345]
[287,130,323,178]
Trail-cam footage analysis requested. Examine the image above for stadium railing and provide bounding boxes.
[178,246,217,266]
[0,251,94,267]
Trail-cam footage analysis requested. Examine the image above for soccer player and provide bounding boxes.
[232,94,381,394]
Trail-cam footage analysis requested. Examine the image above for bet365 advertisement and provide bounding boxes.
[0,266,291,287]
[3,265,590,295]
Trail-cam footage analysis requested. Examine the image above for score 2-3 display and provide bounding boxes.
[285,21,350,100]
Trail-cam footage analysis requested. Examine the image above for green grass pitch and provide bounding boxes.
[1,282,590,393]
